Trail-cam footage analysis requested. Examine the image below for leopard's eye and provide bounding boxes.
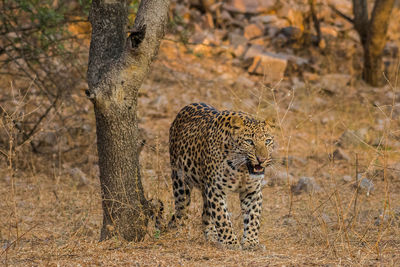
[245,139,254,146]
[265,138,273,145]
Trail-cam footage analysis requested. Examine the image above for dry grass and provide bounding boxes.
[1,37,400,266]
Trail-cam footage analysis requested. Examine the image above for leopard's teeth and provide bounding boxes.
[254,165,263,172]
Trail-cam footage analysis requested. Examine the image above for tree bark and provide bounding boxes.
[362,0,395,86]
[86,0,170,242]
[353,0,395,86]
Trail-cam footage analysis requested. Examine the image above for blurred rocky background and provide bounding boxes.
[1,0,400,265]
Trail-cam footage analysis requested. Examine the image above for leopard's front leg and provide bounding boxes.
[240,183,263,250]
[201,190,218,243]
[203,184,240,249]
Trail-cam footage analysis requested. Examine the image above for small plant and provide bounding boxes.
[154,229,160,239]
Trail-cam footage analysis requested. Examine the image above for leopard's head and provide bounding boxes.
[229,114,274,177]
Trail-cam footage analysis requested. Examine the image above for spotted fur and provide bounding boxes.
[169,103,274,249]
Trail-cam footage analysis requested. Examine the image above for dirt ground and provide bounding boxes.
[1,14,400,267]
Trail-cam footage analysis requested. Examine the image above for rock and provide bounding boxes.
[332,148,350,161]
[244,45,287,82]
[266,169,295,186]
[244,23,264,40]
[249,37,268,46]
[202,32,222,46]
[358,178,374,196]
[342,175,352,183]
[228,32,248,47]
[214,29,227,42]
[291,177,321,195]
[248,53,287,81]
[189,30,208,44]
[285,54,309,76]
[286,54,309,66]
[277,26,303,42]
[328,0,352,13]
[243,44,262,59]
[281,215,296,227]
[321,26,339,38]
[67,167,89,187]
[365,168,397,181]
[229,18,247,29]
[218,73,235,85]
[82,124,91,132]
[43,131,57,145]
[303,72,320,82]
[231,58,242,67]
[374,207,400,227]
[281,155,308,167]
[291,77,305,90]
[174,4,191,23]
[188,24,221,46]
[223,0,277,14]
[32,131,58,153]
[277,5,304,29]
[321,115,335,124]
[374,213,391,226]
[203,12,214,28]
[220,10,233,23]
[319,73,352,95]
[250,15,278,24]
[268,18,290,31]
[337,129,367,147]
[232,44,247,58]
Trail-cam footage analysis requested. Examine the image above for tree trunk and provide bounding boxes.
[353,0,395,86]
[362,0,395,86]
[86,0,170,242]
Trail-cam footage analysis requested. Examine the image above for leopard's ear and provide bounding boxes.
[230,115,244,130]
[264,118,276,130]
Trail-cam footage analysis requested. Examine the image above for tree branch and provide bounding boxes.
[369,0,396,48]
[353,0,369,45]
[309,0,322,44]
[328,4,354,24]
[87,0,170,106]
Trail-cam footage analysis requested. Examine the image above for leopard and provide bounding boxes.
[168,102,274,250]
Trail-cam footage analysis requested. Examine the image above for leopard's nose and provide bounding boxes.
[257,157,267,164]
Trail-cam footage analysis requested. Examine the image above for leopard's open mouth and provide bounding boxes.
[246,161,265,175]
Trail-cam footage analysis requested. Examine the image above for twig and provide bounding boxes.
[353,153,359,217]
[1,223,40,256]
[309,0,322,45]
[23,93,60,145]
[328,4,354,24]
